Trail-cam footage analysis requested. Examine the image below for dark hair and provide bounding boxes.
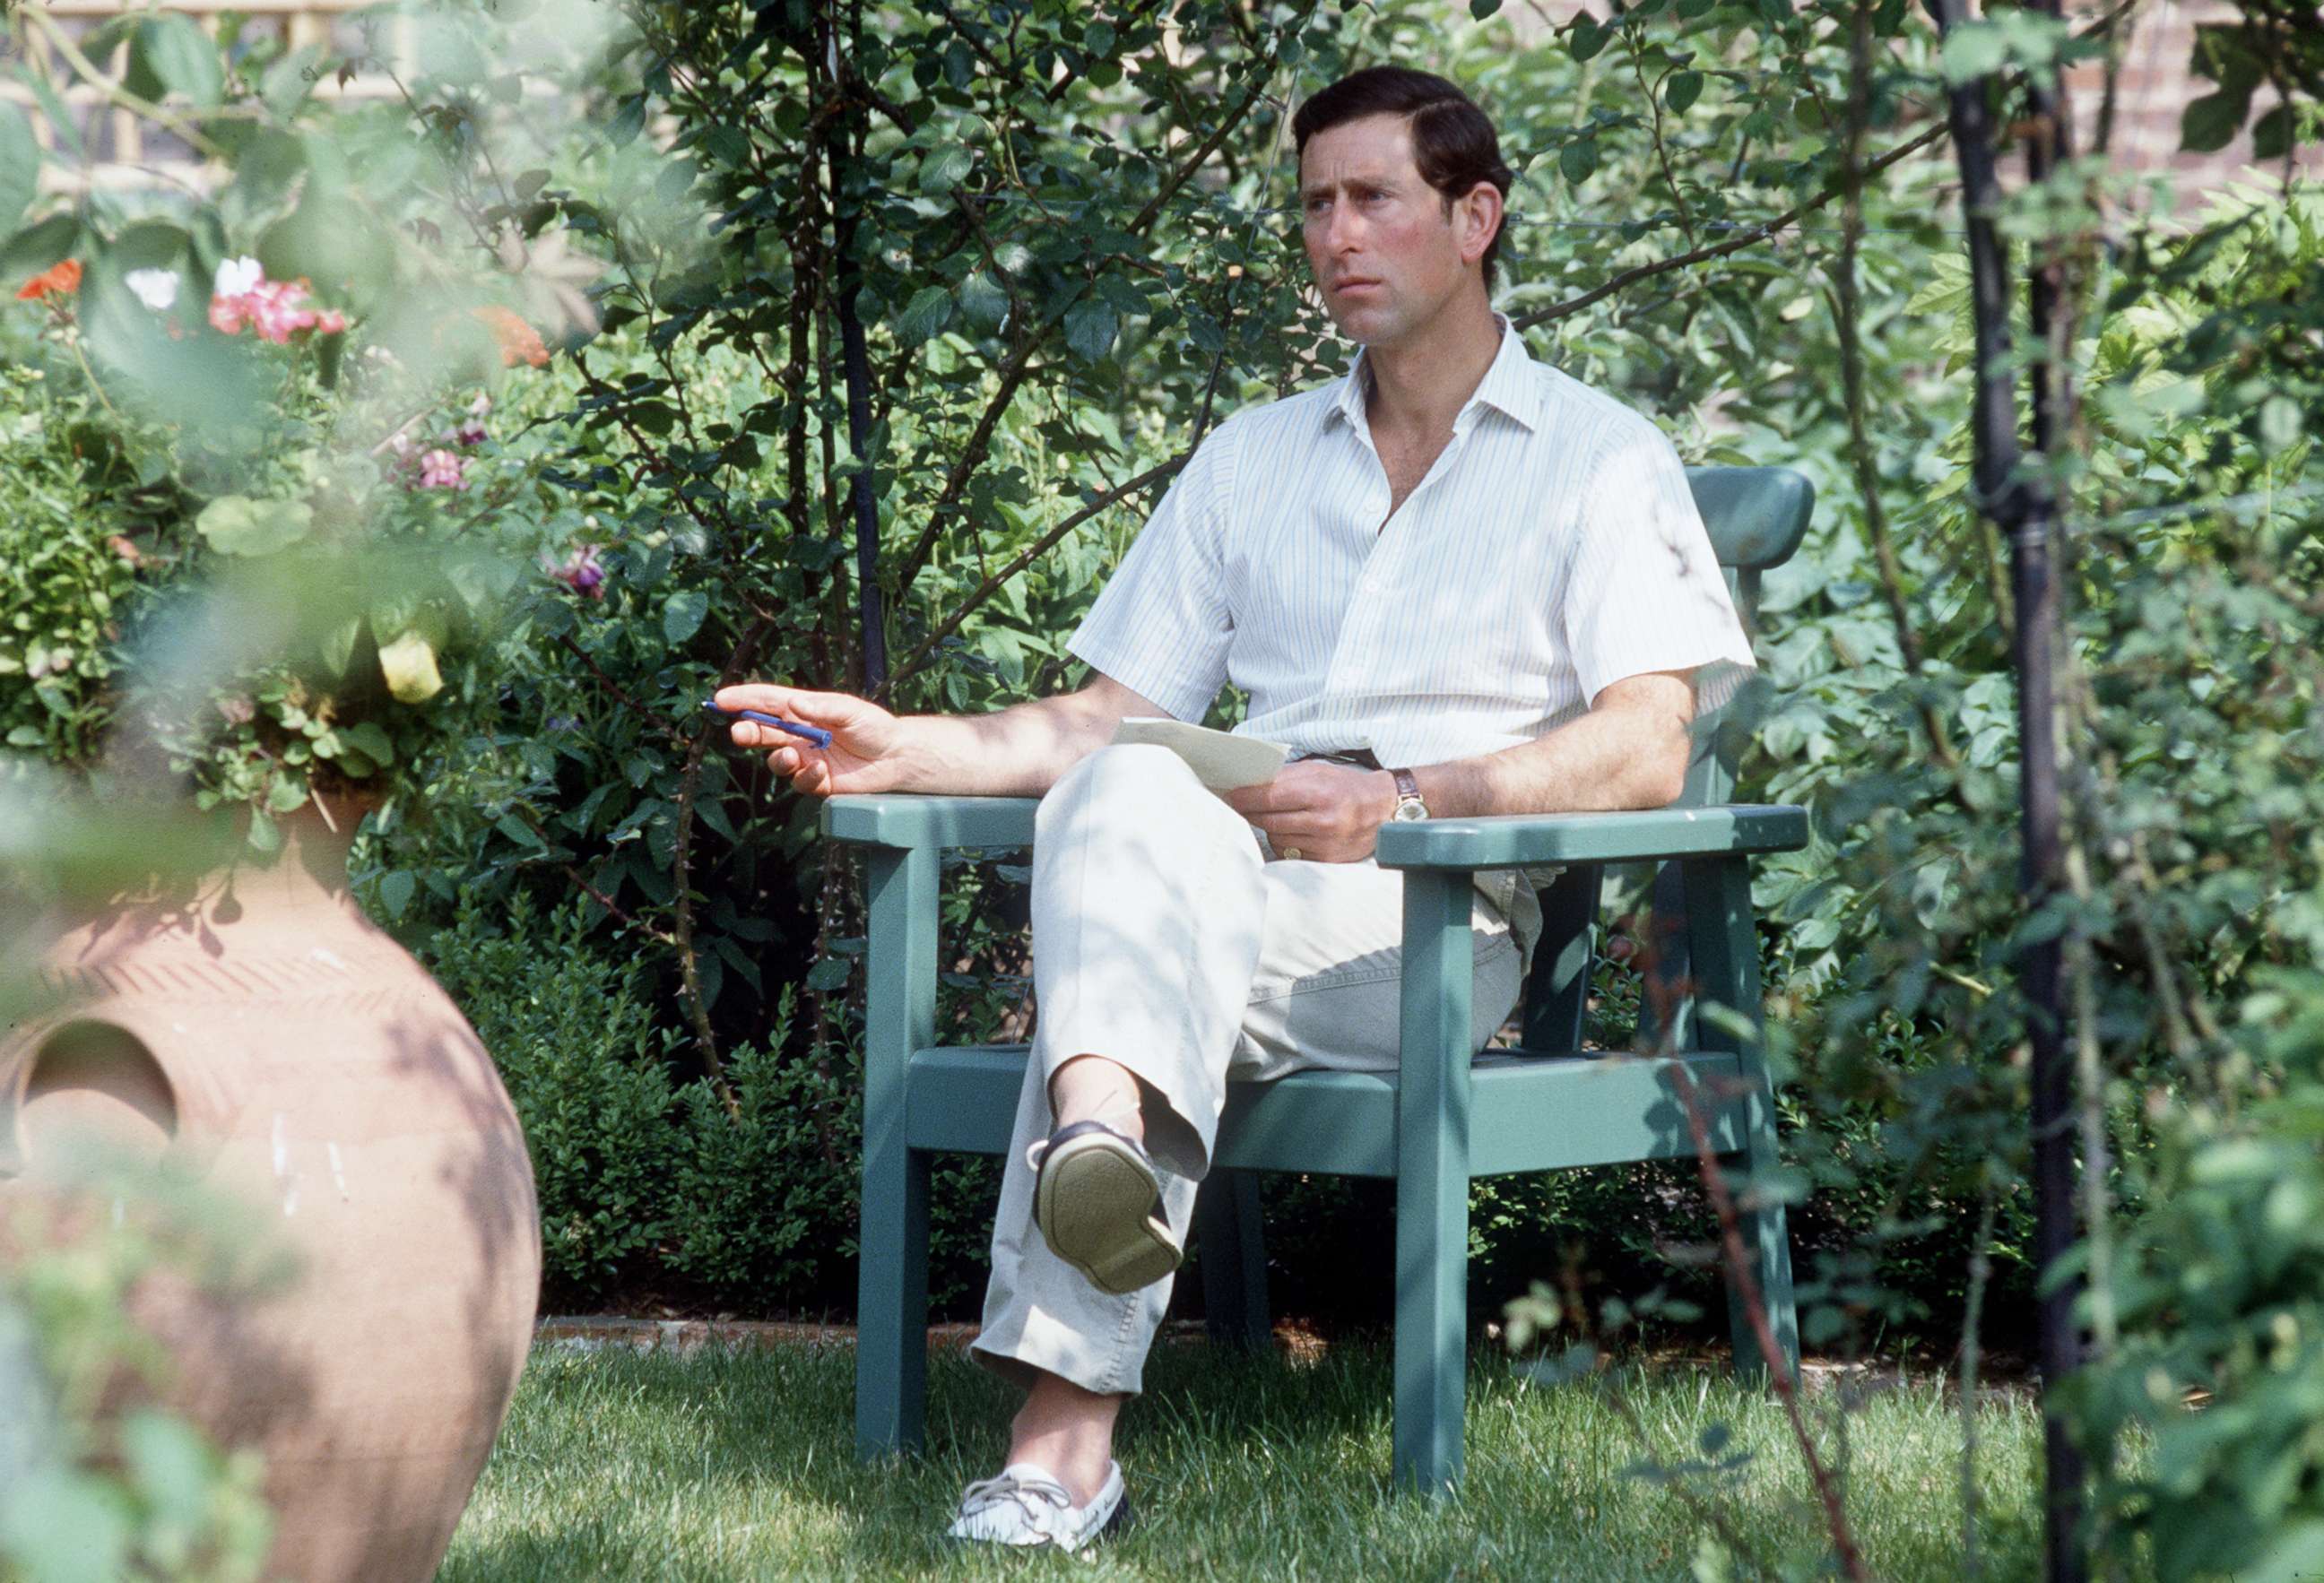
[1291,66,1515,285]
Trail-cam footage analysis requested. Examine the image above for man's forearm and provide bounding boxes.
[1409,682,1695,819]
[885,688,1132,798]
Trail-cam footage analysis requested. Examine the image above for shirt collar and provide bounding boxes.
[1322,312,1542,435]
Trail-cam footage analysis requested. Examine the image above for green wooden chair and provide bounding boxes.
[826,464,1815,1494]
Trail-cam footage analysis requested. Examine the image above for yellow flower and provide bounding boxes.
[377,630,443,704]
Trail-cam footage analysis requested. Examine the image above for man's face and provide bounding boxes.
[1298,113,1482,349]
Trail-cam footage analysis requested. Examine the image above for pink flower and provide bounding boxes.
[453,416,489,446]
[207,257,349,344]
[416,448,467,490]
[547,543,605,599]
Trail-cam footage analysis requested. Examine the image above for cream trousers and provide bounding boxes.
[967,743,1530,1397]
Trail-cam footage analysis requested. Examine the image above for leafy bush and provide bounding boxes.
[421,892,681,1291]
[0,0,606,843]
[418,892,999,1312]
[0,368,140,765]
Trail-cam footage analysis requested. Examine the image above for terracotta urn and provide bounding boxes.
[0,798,540,1581]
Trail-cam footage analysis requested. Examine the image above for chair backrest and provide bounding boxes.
[1516,464,1815,1053]
[1678,464,1815,809]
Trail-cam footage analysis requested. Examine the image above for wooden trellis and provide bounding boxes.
[2,1,413,191]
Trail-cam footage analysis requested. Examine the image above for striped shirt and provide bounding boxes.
[1069,317,1755,772]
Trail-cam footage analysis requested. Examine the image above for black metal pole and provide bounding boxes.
[824,5,887,692]
[1923,2,2086,1576]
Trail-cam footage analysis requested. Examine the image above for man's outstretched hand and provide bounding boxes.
[1219,760,1399,863]
[713,684,910,798]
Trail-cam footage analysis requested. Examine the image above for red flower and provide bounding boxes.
[16,259,82,301]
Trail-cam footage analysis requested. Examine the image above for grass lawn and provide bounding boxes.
[441,1336,2046,1580]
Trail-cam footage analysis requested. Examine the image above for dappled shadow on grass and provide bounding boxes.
[439,1338,2048,1581]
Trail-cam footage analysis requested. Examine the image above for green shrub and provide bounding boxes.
[0,368,140,765]
[415,892,1001,1314]
[418,894,684,1297]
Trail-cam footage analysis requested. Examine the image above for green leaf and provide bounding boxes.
[111,221,191,272]
[609,96,646,148]
[127,14,226,109]
[0,103,38,234]
[701,126,750,169]
[918,143,975,193]
[494,813,547,851]
[1470,0,1505,15]
[805,956,850,992]
[0,1467,133,1583]
[663,588,708,645]
[1063,298,1118,361]
[958,270,1010,327]
[194,496,315,557]
[2179,87,2250,152]
[1559,138,1600,185]
[895,285,954,345]
[319,614,362,679]
[1665,70,1704,113]
[1938,22,2009,83]
[119,1411,218,1535]
[0,213,79,282]
[2249,101,2290,160]
[260,45,325,117]
[340,722,395,765]
[1568,18,1609,62]
[377,869,416,920]
[221,129,308,230]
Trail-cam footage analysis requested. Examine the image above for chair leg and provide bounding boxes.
[1680,854,1801,1392]
[857,843,940,1459]
[1723,1155,1800,1388]
[854,1145,931,1458]
[1637,860,1695,1051]
[1194,1168,1270,1352]
[1393,869,1474,1497]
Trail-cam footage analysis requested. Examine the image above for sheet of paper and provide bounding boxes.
[1108,717,1289,791]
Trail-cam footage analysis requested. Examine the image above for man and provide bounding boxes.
[716,65,1754,1550]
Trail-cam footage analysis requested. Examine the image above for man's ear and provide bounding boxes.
[1456,181,1505,268]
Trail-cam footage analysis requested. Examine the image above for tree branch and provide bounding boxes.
[884,450,1191,692]
[1510,121,1950,332]
[887,21,1299,610]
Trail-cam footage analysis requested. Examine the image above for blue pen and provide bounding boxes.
[701,699,833,749]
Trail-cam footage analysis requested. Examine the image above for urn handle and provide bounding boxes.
[0,1018,184,1179]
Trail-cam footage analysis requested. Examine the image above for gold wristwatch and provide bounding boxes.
[1389,767,1429,822]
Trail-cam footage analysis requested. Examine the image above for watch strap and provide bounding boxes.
[1390,767,1426,818]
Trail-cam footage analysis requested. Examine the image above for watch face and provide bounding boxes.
[1393,798,1428,822]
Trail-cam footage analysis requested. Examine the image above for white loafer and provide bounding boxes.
[945,1460,1132,1553]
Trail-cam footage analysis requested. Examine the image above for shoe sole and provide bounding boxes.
[1033,1132,1183,1294]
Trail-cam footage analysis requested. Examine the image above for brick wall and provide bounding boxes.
[1494,0,2320,203]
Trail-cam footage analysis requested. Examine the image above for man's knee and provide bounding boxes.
[1036,741,1204,830]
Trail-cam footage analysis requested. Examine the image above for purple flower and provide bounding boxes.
[417,448,468,490]
[547,543,606,600]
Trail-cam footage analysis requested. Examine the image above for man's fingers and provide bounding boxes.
[717,682,863,729]
[1224,784,1307,817]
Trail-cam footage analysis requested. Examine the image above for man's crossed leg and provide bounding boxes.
[947,743,1526,1551]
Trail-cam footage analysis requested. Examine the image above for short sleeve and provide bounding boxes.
[1562,429,1756,705]
[1066,425,1236,722]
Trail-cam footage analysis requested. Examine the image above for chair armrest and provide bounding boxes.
[822,794,1040,851]
[1374,803,1808,870]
